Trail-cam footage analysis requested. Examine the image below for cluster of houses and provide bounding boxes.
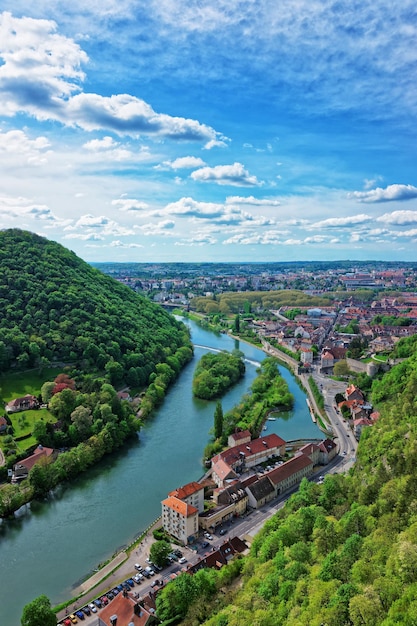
[251,296,417,372]
[338,383,380,440]
[161,430,337,546]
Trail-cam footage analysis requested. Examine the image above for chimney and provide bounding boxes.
[109,616,118,626]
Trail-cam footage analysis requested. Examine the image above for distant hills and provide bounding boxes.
[0,229,192,384]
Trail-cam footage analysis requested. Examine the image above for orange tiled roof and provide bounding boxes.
[161,495,198,517]
[168,481,204,499]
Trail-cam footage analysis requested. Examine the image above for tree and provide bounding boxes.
[233,314,240,333]
[71,405,93,439]
[150,539,172,567]
[21,594,56,626]
[334,359,350,377]
[214,401,224,439]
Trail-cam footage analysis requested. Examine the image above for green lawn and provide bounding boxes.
[0,368,62,455]
[0,367,63,403]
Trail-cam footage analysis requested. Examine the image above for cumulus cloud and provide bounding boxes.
[191,162,263,187]
[349,184,417,203]
[109,240,143,248]
[161,196,270,226]
[0,194,67,224]
[139,220,176,235]
[156,156,206,170]
[376,210,417,225]
[0,12,224,143]
[226,195,280,206]
[310,214,372,228]
[112,198,149,212]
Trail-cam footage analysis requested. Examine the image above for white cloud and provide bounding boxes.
[376,210,417,225]
[0,12,224,143]
[191,162,263,187]
[310,214,371,228]
[349,184,417,203]
[0,129,51,165]
[139,220,175,235]
[226,195,280,206]
[157,156,206,170]
[112,198,149,212]
[109,240,143,248]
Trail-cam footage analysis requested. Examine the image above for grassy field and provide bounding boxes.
[0,368,62,455]
[0,367,63,403]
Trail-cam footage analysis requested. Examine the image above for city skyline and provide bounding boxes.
[0,1,416,262]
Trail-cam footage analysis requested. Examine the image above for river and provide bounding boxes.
[0,319,321,625]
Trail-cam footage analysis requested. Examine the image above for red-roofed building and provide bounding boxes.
[98,592,158,626]
[5,394,39,413]
[168,481,205,513]
[12,445,55,482]
[265,453,314,495]
[211,433,286,484]
[227,429,251,448]
[161,495,199,544]
[0,415,8,433]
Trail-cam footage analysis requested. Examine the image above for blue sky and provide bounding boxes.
[0,1,416,263]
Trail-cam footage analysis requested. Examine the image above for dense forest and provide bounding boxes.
[0,229,192,384]
[192,351,245,400]
[155,335,417,626]
[0,230,193,515]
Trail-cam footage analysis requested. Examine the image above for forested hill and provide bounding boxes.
[165,335,417,626]
[0,229,191,384]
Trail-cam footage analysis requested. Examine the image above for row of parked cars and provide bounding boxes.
[59,577,140,624]
[59,548,187,624]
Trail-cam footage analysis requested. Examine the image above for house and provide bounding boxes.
[211,433,286,484]
[320,351,334,370]
[345,384,364,403]
[227,429,251,448]
[297,442,321,466]
[12,445,54,482]
[188,536,248,574]
[244,475,276,509]
[353,417,373,439]
[211,458,238,488]
[265,453,314,496]
[5,394,39,413]
[161,495,199,545]
[300,348,314,365]
[168,481,205,514]
[0,416,8,433]
[318,438,338,464]
[98,591,158,626]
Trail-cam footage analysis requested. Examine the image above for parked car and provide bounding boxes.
[75,610,85,621]
[81,606,91,616]
[93,598,102,609]
[106,591,114,601]
[69,615,78,624]
[100,595,109,605]
[168,552,178,561]
[134,563,143,571]
[112,588,120,596]
[88,603,97,613]
[201,541,209,548]
[133,573,143,583]
[126,578,135,587]
[63,619,72,626]
[179,557,187,564]
[173,549,183,558]
[116,584,124,592]
[219,529,227,535]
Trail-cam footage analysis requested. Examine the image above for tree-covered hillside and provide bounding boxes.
[0,229,192,385]
[168,337,417,626]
